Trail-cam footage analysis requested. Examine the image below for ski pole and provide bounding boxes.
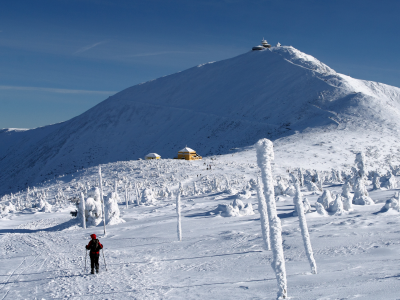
[85,250,87,272]
[102,249,107,271]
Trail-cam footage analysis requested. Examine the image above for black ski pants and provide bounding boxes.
[90,253,100,270]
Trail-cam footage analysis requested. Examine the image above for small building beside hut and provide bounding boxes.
[175,147,202,160]
[145,153,161,160]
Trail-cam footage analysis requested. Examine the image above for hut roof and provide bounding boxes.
[145,153,161,158]
[178,147,196,153]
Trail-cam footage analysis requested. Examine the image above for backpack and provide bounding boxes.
[90,239,101,252]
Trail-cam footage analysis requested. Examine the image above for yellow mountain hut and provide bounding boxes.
[176,147,202,160]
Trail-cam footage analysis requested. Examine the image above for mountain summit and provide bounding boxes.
[1,46,400,194]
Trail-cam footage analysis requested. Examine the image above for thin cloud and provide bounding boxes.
[122,51,201,58]
[0,85,117,95]
[74,40,108,54]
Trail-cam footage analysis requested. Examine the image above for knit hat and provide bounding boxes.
[90,234,96,239]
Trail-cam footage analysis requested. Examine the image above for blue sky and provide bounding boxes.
[1,0,399,129]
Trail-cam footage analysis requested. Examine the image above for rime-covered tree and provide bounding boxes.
[79,192,86,229]
[355,152,367,178]
[383,172,397,189]
[317,190,333,211]
[141,188,156,205]
[298,168,304,187]
[290,174,317,274]
[315,202,328,216]
[341,183,353,212]
[372,172,381,190]
[105,192,125,225]
[353,177,374,205]
[332,194,345,215]
[256,139,287,299]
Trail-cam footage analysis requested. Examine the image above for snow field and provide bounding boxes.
[1,143,400,299]
[1,180,400,299]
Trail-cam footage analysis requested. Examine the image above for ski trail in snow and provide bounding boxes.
[12,255,40,282]
[0,257,26,291]
[1,255,40,300]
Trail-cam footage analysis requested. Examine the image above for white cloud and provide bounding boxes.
[0,85,117,95]
[74,40,108,54]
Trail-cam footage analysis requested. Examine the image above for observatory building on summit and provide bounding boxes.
[252,38,271,51]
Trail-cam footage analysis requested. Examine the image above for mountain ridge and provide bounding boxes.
[1,46,400,195]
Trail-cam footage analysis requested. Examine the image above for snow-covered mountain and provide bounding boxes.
[1,46,400,195]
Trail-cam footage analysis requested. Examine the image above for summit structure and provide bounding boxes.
[252,38,271,50]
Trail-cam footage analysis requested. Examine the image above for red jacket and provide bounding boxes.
[86,239,103,254]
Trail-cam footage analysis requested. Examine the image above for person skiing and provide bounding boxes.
[86,234,103,274]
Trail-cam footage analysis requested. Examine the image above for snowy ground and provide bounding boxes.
[1,148,400,299]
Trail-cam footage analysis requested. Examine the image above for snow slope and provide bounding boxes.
[2,46,400,195]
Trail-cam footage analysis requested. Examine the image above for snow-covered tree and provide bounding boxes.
[125,186,129,209]
[136,186,141,205]
[241,203,254,215]
[353,177,374,205]
[79,192,86,229]
[315,202,328,216]
[381,196,399,212]
[1,201,16,214]
[98,167,106,235]
[285,185,296,196]
[341,181,353,210]
[317,172,323,191]
[256,138,287,299]
[141,188,156,205]
[317,190,333,211]
[193,182,198,195]
[105,192,125,225]
[255,177,271,250]
[236,189,252,200]
[305,180,320,192]
[337,170,343,183]
[355,152,367,178]
[166,186,172,199]
[382,172,397,189]
[114,179,120,203]
[330,169,338,183]
[290,174,317,274]
[85,196,103,226]
[232,199,245,210]
[224,175,230,190]
[176,185,182,241]
[39,197,52,213]
[275,177,288,196]
[332,194,345,216]
[298,168,304,187]
[212,178,219,192]
[372,172,381,190]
